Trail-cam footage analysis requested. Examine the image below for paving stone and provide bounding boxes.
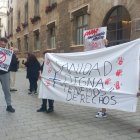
[0,69,140,140]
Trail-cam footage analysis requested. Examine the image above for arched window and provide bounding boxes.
[103,6,131,46]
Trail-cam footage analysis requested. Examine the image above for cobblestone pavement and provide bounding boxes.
[0,69,140,140]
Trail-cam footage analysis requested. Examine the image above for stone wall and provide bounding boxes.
[8,0,140,59]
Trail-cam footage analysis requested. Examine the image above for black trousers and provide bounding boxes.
[29,77,38,92]
[42,99,54,109]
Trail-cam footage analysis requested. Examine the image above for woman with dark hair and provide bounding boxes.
[23,53,41,94]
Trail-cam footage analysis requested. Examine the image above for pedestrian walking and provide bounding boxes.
[0,37,15,113]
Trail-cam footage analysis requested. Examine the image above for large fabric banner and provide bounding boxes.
[0,47,13,71]
[84,27,107,51]
[39,39,140,112]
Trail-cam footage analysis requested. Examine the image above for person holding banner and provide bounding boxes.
[84,36,108,118]
[0,38,15,113]
[37,50,54,113]
[84,27,109,118]
[84,27,108,51]
[93,39,108,118]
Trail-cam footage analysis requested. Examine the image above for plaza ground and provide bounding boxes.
[0,69,140,140]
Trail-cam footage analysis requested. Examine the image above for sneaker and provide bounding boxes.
[10,88,17,92]
[95,111,107,118]
[37,107,47,112]
[6,105,15,113]
[46,108,54,113]
[28,92,33,95]
[34,91,38,95]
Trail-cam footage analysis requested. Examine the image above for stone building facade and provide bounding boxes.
[7,0,140,61]
[0,0,7,38]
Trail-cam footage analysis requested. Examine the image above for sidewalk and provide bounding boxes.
[0,69,140,140]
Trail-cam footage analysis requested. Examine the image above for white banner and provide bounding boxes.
[39,39,140,112]
[84,27,107,51]
[0,47,13,71]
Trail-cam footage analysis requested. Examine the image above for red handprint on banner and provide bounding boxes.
[105,78,111,85]
[45,80,51,86]
[116,69,123,77]
[117,57,124,65]
[114,81,121,90]
[92,41,98,49]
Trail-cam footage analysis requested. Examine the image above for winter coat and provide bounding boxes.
[24,60,41,80]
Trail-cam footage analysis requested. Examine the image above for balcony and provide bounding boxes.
[30,16,41,24]
[45,2,57,14]
[16,26,21,32]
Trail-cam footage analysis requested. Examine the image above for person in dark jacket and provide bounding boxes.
[9,46,19,91]
[37,50,54,113]
[23,53,41,94]
[0,37,15,113]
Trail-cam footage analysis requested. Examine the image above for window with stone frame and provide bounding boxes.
[34,30,40,50]
[103,6,131,46]
[25,2,28,23]
[47,23,56,49]
[75,14,88,45]
[71,6,89,45]
[24,35,28,51]
[17,38,21,52]
[34,0,39,16]
[49,0,56,5]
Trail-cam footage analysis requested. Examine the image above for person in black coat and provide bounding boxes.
[37,50,54,113]
[23,53,41,94]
